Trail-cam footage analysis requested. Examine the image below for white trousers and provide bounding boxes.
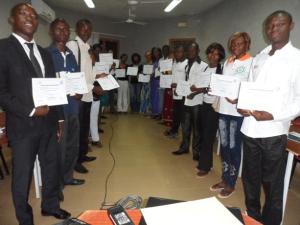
[117,80,129,112]
[90,100,100,142]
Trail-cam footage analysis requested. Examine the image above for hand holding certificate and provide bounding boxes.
[209,74,241,99]
[96,74,120,91]
[127,67,138,76]
[159,59,173,72]
[138,74,150,83]
[160,74,173,88]
[176,80,191,97]
[59,72,88,95]
[32,78,68,107]
[99,53,113,65]
[143,65,153,75]
[115,69,126,78]
[237,82,281,113]
[94,62,110,74]
[195,72,211,88]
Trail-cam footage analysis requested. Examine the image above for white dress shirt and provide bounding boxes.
[172,59,188,100]
[184,60,208,106]
[67,36,94,102]
[241,42,300,138]
[219,56,253,117]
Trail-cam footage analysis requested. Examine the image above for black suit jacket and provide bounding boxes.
[0,35,64,141]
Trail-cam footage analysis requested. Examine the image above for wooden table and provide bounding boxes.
[282,125,300,223]
[78,209,262,225]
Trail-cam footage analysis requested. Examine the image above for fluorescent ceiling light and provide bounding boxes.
[83,0,95,8]
[164,0,182,12]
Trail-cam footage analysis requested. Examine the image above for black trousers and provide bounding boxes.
[197,103,219,171]
[61,114,79,183]
[10,131,60,225]
[169,99,184,134]
[179,104,202,156]
[78,101,92,163]
[242,134,288,225]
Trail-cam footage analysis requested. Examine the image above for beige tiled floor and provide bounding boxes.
[0,114,299,225]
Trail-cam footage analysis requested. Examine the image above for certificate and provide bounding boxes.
[96,74,120,91]
[209,74,241,99]
[143,65,153,74]
[59,72,88,95]
[159,59,173,72]
[138,74,150,83]
[115,69,126,78]
[127,67,138,76]
[93,62,110,74]
[154,68,161,77]
[195,72,211,88]
[237,82,281,112]
[99,53,113,65]
[176,80,191,97]
[32,78,68,107]
[160,74,173,88]
[113,59,120,68]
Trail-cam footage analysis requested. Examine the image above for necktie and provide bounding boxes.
[25,43,43,78]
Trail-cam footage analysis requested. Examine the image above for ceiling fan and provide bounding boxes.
[112,7,147,25]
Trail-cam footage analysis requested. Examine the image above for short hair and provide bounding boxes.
[50,18,69,31]
[175,45,184,51]
[10,3,37,17]
[92,43,101,51]
[151,47,162,61]
[131,53,141,63]
[76,19,92,29]
[162,45,170,50]
[265,10,293,26]
[228,32,251,52]
[205,42,226,61]
[120,53,128,59]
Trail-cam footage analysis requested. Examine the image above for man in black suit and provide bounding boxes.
[0,3,70,225]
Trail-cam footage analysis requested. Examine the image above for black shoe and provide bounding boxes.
[172,150,189,155]
[64,178,85,186]
[82,156,96,162]
[101,116,107,119]
[91,141,103,148]
[41,208,71,220]
[98,128,104,133]
[74,163,88,173]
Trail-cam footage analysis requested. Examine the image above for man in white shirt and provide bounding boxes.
[239,11,300,225]
[67,19,102,173]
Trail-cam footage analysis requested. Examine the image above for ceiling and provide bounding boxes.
[44,0,225,21]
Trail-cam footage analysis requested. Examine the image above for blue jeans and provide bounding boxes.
[129,83,142,112]
[219,114,243,188]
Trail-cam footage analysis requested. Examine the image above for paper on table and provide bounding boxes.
[96,74,119,91]
[99,53,113,65]
[32,78,68,107]
[138,74,150,83]
[195,71,211,88]
[93,62,110,74]
[115,69,126,78]
[143,65,154,75]
[209,74,241,99]
[113,59,120,68]
[127,67,138,76]
[159,59,173,72]
[237,82,281,112]
[154,68,161,77]
[176,80,191,97]
[141,197,242,225]
[159,74,173,88]
[59,72,88,95]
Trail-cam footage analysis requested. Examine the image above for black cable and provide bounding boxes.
[100,114,119,210]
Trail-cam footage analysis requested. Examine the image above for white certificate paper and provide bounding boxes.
[115,69,126,78]
[154,68,161,77]
[127,67,138,76]
[209,74,241,99]
[159,74,173,88]
[113,59,120,68]
[96,74,120,91]
[176,80,191,97]
[143,65,153,75]
[99,53,113,65]
[196,72,211,88]
[159,59,173,72]
[59,72,88,95]
[138,74,150,83]
[237,82,281,112]
[93,62,110,74]
[32,78,68,107]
